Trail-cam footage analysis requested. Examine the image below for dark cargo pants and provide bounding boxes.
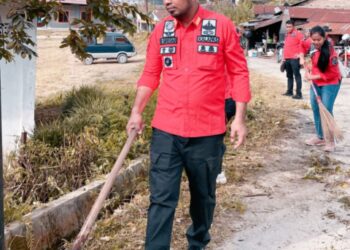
[145,128,225,250]
[285,58,302,95]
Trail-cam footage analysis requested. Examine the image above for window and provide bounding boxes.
[81,11,92,22]
[58,11,69,23]
[103,35,114,44]
[115,37,128,43]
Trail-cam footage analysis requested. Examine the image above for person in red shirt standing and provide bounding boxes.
[283,20,304,99]
[126,0,251,248]
[304,26,341,152]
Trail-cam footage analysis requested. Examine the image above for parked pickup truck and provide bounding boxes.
[83,32,136,65]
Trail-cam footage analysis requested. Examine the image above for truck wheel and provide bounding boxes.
[117,54,128,64]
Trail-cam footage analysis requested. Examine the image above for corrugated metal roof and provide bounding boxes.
[254,15,283,29]
[254,5,350,35]
[254,5,350,21]
[299,21,350,35]
[310,11,350,23]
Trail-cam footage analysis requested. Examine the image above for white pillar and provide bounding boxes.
[0,7,36,154]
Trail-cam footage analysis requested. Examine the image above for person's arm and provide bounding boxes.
[126,29,162,136]
[230,102,248,149]
[126,86,154,135]
[224,20,251,149]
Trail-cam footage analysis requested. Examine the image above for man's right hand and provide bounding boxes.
[126,112,144,136]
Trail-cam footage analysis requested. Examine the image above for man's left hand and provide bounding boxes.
[230,119,248,149]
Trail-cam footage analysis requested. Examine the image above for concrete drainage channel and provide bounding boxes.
[5,156,149,250]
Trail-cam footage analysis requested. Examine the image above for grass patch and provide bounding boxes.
[303,154,342,182]
[5,85,156,223]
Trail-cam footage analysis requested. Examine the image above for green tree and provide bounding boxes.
[0,0,149,62]
[213,0,254,25]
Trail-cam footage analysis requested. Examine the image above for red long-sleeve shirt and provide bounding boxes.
[311,48,341,86]
[284,28,303,59]
[138,5,251,137]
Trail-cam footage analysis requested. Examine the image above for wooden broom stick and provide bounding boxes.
[72,129,138,250]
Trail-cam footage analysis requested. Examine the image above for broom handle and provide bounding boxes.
[72,129,138,250]
[305,60,321,101]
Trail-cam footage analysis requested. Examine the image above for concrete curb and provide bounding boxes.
[5,156,149,250]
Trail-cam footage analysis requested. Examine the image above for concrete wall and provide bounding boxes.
[40,4,92,29]
[0,6,36,153]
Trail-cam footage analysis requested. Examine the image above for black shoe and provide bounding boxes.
[283,92,293,96]
[292,94,302,99]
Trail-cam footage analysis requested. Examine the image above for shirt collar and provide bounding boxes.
[171,4,204,28]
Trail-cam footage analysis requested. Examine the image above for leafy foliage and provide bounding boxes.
[0,0,150,62]
[213,0,254,25]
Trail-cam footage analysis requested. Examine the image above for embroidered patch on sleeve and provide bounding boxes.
[197,45,218,54]
[160,46,176,54]
[332,57,338,65]
[163,56,173,68]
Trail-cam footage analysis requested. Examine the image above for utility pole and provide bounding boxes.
[0,14,5,249]
[0,64,4,250]
[145,0,149,14]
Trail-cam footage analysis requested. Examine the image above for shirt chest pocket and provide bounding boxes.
[196,44,219,70]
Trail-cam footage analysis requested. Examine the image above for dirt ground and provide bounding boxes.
[35,32,350,249]
[35,30,147,101]
[213,57,350,250]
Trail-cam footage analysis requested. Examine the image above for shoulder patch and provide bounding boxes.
[332,57,338,65]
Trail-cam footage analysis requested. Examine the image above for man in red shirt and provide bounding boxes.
[126,0,250,249]
[283,20,304,99]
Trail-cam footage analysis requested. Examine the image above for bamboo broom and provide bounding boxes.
[305,58,343,143]
[71,129,138,250]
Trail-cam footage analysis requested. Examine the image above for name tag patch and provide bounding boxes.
[198,45,218,54]
[160,46,176,54]
[160,37,178,45]
[163,56,173,68]
[197,36,220,43]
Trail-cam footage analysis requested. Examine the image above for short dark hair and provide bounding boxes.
[286,20,294,26]
[322,25,332,32]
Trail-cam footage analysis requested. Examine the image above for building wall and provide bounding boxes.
[0,6,36,153]
[41,4,90,29]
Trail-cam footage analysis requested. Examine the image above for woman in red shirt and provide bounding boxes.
[304,26,341,152]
